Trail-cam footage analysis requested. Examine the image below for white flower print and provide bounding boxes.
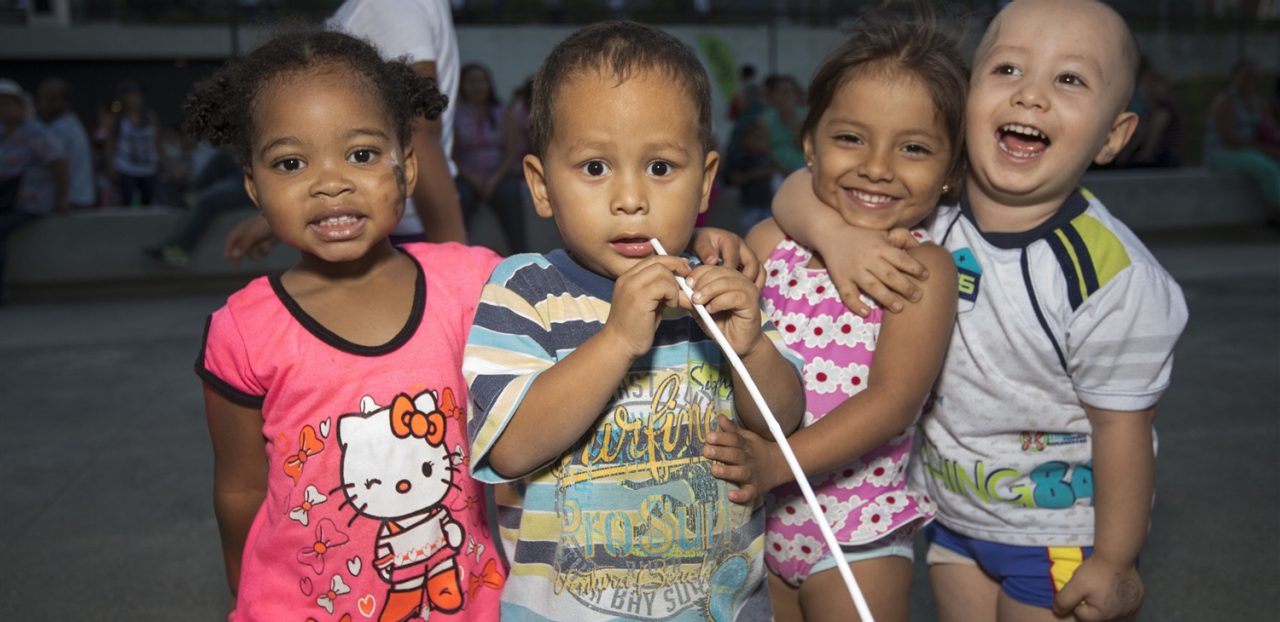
[856,502,893,537]
[831,312,876,349]
[803,314,836,349]
[764,257,789,283]
[802,275,835,306]
[864,456,897,487]
[788,533,825,565]
[839,362,870,395]
[804,357,843,395]
[815,493,855,531]
[779,270,809,302]
[774,311,808,343]
[774,496,811,526]
[766,529,791,560]
[876,491,909,514]
[832,459,868,490]
[761,296,778,320]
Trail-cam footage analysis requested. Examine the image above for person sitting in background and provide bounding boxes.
[144,148,250,267]
[35,78,94,210]
[0,78,67,304]
[1204,58,1280,212]
[453,62,527,253]
[105,80,162,207]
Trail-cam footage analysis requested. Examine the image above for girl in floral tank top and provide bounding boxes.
[706,14,966,620]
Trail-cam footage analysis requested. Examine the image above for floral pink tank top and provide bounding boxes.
[760,236,936,584]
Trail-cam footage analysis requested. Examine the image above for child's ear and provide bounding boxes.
[698,150,720,215]
[802,133,815,169]
[1094,110,1139,166]
[400,147,418,197]
[242,166,261,208]
[523,154,553,219]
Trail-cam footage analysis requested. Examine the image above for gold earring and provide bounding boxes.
[941,184,951,194]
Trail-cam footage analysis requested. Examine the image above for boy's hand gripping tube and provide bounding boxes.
[650,238,874,622]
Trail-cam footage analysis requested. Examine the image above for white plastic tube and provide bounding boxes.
[650,239,874,622]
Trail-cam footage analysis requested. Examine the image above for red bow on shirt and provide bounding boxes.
[283,424,325,482]
[390,393,446,446]
[468,558,505,600]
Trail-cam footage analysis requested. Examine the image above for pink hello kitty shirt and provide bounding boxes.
[760,236,936,586]
[198,243,505,622]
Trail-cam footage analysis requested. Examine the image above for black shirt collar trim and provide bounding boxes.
[269,247,425,356]
[959,189,1089,249]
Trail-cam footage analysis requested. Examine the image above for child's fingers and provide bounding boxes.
[726,483,759,505]
[704,430,744,452]
[687,268,755,311]
[1051,578,1086,617]
[886,245,929,280]
[703,443,747,467]
[855,276,906,314]
[832,281,871,317]
[873,263,922,304]
[886,227,923,251]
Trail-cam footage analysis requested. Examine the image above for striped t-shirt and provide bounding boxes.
[464,250,802,621]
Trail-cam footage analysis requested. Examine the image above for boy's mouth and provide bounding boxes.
[997,123,1051,159]
[610,235,653,258]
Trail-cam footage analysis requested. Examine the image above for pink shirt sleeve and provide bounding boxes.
[197,305,267,407]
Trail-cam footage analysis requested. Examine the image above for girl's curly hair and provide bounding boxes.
[183,29,447,164]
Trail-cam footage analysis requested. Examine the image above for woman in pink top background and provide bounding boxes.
[453,63,528,253]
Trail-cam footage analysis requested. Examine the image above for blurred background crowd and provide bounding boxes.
[1,0,1277,277]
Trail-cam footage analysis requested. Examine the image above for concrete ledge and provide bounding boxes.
[3,168,1272,300]
[6,207,296,300]
[1080,168,1271,231]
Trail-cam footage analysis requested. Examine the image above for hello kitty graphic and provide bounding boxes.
[337,388,466,621]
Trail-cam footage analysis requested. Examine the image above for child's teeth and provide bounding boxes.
[1001,124,1046,139]
[852,190,892,204]
[320,215,357,225]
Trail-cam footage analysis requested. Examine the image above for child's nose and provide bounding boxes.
[310,160,355,197]
[858,146,895,183]
[610,171,649,215]
[1011,80,1049,111]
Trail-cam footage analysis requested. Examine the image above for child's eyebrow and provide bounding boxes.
[1059,55,1106,79]
[345,127,391,141]
[259,135,301,157]
[564,139,690,155]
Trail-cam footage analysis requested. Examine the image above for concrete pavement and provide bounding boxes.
[0,226,1276,621]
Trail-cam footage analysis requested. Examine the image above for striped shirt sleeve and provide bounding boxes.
[463,259,560,483]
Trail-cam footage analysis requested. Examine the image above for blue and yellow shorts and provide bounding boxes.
[924,522,1092,608]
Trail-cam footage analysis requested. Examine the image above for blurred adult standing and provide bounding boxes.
[1204,59,1280,211]
[759,74,806,175]
[0,78,67,303]
[105,80,161,207]
[35,78,95,209]
[453,62,526,253]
